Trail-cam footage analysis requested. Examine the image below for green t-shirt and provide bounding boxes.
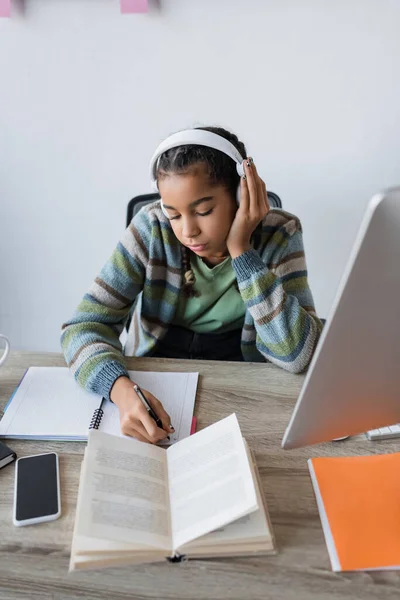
[173,254,245,333]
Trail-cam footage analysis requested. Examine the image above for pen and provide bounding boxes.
[133,384,167,436]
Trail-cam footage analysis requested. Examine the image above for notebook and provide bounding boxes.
[0,367,198,444]
[69,414,276,570]
[308,453,400,571]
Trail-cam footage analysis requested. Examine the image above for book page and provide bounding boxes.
[72,460,145,557]
[99,371,198,444]
[166,414,258,550]
[70,460,167,570]
[76,430,171,551]
[183,445,273,550]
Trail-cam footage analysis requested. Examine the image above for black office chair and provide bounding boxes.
[126,191,282,227]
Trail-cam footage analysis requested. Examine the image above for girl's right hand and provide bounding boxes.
[110,376,174,443]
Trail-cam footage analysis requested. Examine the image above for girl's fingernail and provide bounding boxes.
[246,160,250,167]
[170,425,175,431]
[249,157,254,164]
[242,174,247,180]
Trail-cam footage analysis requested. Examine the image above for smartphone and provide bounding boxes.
[13,452,61,526]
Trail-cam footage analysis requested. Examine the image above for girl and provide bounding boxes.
[61,126,323,444]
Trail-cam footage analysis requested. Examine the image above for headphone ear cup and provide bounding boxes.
[160,200,170,218]
[152,176,169,217]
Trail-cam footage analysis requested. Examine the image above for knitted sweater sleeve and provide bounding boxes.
[232,217,323,373]
[60,211,150,400]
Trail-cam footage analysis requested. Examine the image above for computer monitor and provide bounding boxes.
[282,187,400,449]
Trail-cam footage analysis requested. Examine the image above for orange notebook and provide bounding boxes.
[308,453,400,571]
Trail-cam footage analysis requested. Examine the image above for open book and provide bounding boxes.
[70,414,275,569]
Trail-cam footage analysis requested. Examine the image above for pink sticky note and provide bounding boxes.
[120,0,148,14]
[0,0,11,18]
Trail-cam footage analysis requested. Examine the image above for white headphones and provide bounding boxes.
[149,129,246,217]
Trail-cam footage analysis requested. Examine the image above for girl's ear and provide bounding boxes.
[236,184,241,206]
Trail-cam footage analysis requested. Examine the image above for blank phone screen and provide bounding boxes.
[16,453,59,521]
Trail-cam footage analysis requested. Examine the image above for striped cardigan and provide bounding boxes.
[61,201,323,400]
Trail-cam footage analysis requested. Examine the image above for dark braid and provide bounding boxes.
[181,245,200,298]
[156,126,247,297]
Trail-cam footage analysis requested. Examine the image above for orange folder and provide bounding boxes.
[308,453,400,571]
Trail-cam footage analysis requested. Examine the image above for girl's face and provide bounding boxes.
[158,164,237,260]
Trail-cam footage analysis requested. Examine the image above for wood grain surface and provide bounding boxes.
[1,352,400,600]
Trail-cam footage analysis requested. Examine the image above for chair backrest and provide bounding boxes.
[126,191,282,227]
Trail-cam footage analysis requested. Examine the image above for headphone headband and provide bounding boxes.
[149,129,245,189]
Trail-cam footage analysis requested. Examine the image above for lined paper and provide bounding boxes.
[0,367,198,443]
[0,367,99,440]
[100,370,198,445]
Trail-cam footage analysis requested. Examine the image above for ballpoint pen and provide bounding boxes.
[133,384,169,438]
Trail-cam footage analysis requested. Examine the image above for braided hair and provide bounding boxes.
[156,126,247,297]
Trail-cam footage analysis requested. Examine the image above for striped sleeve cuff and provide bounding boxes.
[89,360,129,402]
[232,249,266,282]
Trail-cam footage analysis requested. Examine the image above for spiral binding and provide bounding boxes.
[89,408,104,430]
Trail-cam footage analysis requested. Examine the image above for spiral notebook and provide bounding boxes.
[0,367,198,443]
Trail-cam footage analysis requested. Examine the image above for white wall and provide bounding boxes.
[1,0,399,351]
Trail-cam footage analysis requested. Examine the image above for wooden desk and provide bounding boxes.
[1,352,400,600]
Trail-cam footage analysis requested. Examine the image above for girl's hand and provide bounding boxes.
[110,376,174,443]
[226,158,270,259]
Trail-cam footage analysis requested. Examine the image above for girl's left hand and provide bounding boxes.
[226,158,270,259]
